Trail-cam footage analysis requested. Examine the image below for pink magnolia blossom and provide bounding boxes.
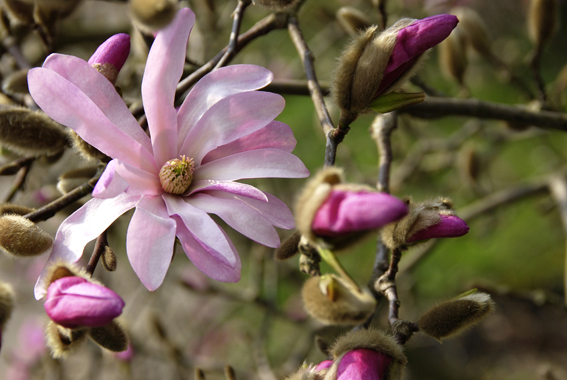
[312,190,408,236]
[407,214,469,243]
[44,277,125,328]
[28,8,308,299]
[311,349,393,380]
[88,33,130,72]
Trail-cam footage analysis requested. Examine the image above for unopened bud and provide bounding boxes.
[528,0,558,48]
[381,197,469,250]
[68,129,110,162]
[114,342,134,362]
[57,166,98,194]
[0,106,68,157]
[129,0,178,32]
[0,214,52,257]
[2,69,30,95]
[0,203,35,216]
[336,7,372,36]
[439,26,468,86]
[451,7,493,58]
[419,291,494,341]
[301,275,376,325]
[252,0,297,11]
[101,246,117,271]
[88,34,131,84]
[274,230,301,261]
[45,321,87,358]
[88,320,129,352]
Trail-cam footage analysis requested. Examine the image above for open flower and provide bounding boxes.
[28,8,309,298]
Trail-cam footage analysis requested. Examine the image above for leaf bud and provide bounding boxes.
[0,281,15,330]
[336,7,372,36]
[0,105,68,157]
[527,0,559,48]
[381,197,469,250]
[0,214,53,257]
[129,0,178,33]
[274,230,301,261]
[88,320,129,352]
[301,274,376,325]
[0,203,35,216]
[2,69,30,96]
[438,26,468,86]
[101,246,117,272]
[252,0,297,11]
[418,291,494,341]
[57,166,98,194]
[45,321,87,358]
[68,129,111,162]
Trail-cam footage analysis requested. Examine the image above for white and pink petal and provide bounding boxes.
[188,180,267,202]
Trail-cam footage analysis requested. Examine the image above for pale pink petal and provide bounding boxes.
[142,8,195,167]
[194,149,309,181]
[177,65,274,150]
[28,68,157,174]
[42,54,152,152]
[163,194,236,268]
[188,193,280,248]
[180,91,285,164]
[127,196,176,291]
[204,190,294,229]
[188,180,268,202]
[114,161,162,196]
[92,160,128,199]
[201,121,297,164]
[34,193,139,299]
[174,217,241,282]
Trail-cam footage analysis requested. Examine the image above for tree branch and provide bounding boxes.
[214,0,251,69]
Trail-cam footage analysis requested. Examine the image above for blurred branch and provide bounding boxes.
[86,230,108,276]
[3,158,32,202]
[215,0,251,69]
[0,156,35,176]
[548,176,567,305]
[1,35,31,70]
[371,112,397,193]
[265,79,330,96]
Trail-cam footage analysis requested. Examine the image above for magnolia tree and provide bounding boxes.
[0,0,566,379]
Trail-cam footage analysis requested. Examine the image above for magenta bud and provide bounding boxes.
[336,349,393,380]
[44,277,125,329]
[312,190,409,237]
[114,342,134,362]
[316,360,333,371]
[376,14,459,95]
[88,33,131,71]
[407,214,469,243]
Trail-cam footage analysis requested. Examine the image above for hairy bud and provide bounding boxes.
[57,166,98,194]
[130,0,178,32]
[301,275,376,325]
[0,214,53,257]
[0,106,68,157]
[528,0,558,48]
[2,69,30,96]
[0,282,15,330]
[274,230,301,260]
[88,320,129,352]
[101,246,117,271]
[336,7,372,36]
[419,291,494,341]
[68,129,111,162]
[439,26,468,86]
[45,321,87,358]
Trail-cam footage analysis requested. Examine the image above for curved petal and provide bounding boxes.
[177,65,274,150]
[188,193,280,248]
[127,196,176,291]
[174,217,241,282]
[180,91,285,164]
[92,160,128,199]
[42,54,152,152]
[28,68,157,174]
[142,8,195,167]
[115,161,162,196]
[34,193,139,299]
[194,149,309,182]
[201,121,296,164]
[188,180,267,202]
[204,190,294,229]
[163,194,236,268]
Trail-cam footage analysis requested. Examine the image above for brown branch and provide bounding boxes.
[23,182,94,223]
[529,47,547,103]
[400,97,567,132]
[0,157,35,176]
[214,0,251,69]
[85,230,108,276]
[3,159,32,202]
[264,79,330,96]
[371,112,397,193]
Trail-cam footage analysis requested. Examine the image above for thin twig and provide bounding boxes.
[3,159,32,202]
[375,248,402,327]
[375,0,388,30]
[547,176,567,305]
[215,0,251,69]
[264,79,330,96]
[0,156,35,176]
[371,112,397,193]
[23,182,94,223]
[85,230,108,276]
[1,36,31,70]
[529,47,547,103]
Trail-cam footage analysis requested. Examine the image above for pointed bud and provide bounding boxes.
[301,275,376,325]
[57,166,98,194]
[88,34,131,84]
[528,0,558,48]
[419,291,494,341]
[101,246,117,271]
[0,214,53,257]
[129,0,178,32]
[381,197,469,250]
[274,230,301,261]
[252,0,297,11]
[45,321,87,358]
[159,156,194,194]
[0,106,68,157]
[2,69,30,96]
[336,7,372,36]
[88,320,129,352]
[333,15,458,115]
[439,26,468,86]
[44,276,125,328]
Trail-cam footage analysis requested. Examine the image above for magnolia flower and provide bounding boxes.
[29,8,309,299]
[44,277,125,328]
[331,349,393,380]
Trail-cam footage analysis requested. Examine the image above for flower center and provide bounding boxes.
[159,156,195,195]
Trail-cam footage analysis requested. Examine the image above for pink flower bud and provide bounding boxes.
[312,190,408,237]
[407,214,469,243]
[376,14,459,96]
[88,33,130,72]
[336,349,392,380]
[44,277,125,329]
[114,342,134,362]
